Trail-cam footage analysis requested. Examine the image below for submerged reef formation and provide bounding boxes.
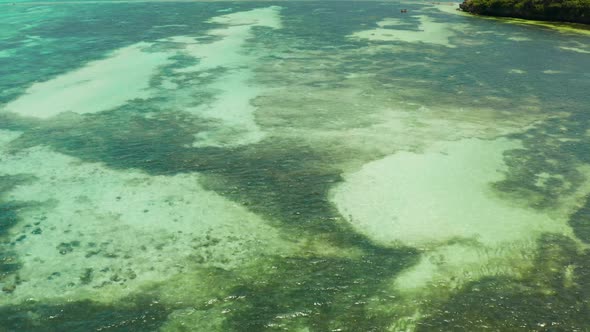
[460,0,590,24]
[416,234,590,330]
[1,2,590,331]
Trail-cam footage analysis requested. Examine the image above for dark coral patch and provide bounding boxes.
[1,174,39,281]
[223,247,417,332]
[416,234,590,331]
[0,297,170,332]
[568,195,590,244]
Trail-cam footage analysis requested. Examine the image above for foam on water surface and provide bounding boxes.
[508,68,526,74]
[560,46,590,54]
[508,36,533,41]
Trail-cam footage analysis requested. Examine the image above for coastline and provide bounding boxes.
[448,1,590,36]
[459,0,590,25]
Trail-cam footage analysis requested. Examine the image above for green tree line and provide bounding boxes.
[460,0,590,24]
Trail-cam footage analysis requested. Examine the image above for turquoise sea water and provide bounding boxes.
[1,1,590,331]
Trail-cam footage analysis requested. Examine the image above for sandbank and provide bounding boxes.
[4,42,170,118]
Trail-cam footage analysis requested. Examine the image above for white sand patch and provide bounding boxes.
[175,7,281,74]
[331,138,571,248]
[2,6,283,145]
[165,7,282,147]
[560,46,590,54]
[349,15,460,48]
[332,137,589,294]
[0,143,293,303]
[191,74,267,147]
[3,42,170,119]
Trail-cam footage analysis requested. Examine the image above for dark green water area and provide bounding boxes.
[1,1,590,331]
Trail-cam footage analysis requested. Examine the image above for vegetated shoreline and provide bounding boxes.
[459,0,590,25]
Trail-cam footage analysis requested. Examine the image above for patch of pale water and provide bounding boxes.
[332,138,579,247]
[332,137,590,295]
[180,7,282,147]
[3,6,281,147]
[0,131,295,304]
[349,14,463,47]
[4,43,171,118]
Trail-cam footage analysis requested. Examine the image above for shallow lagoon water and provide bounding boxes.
[1,1,590,331]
